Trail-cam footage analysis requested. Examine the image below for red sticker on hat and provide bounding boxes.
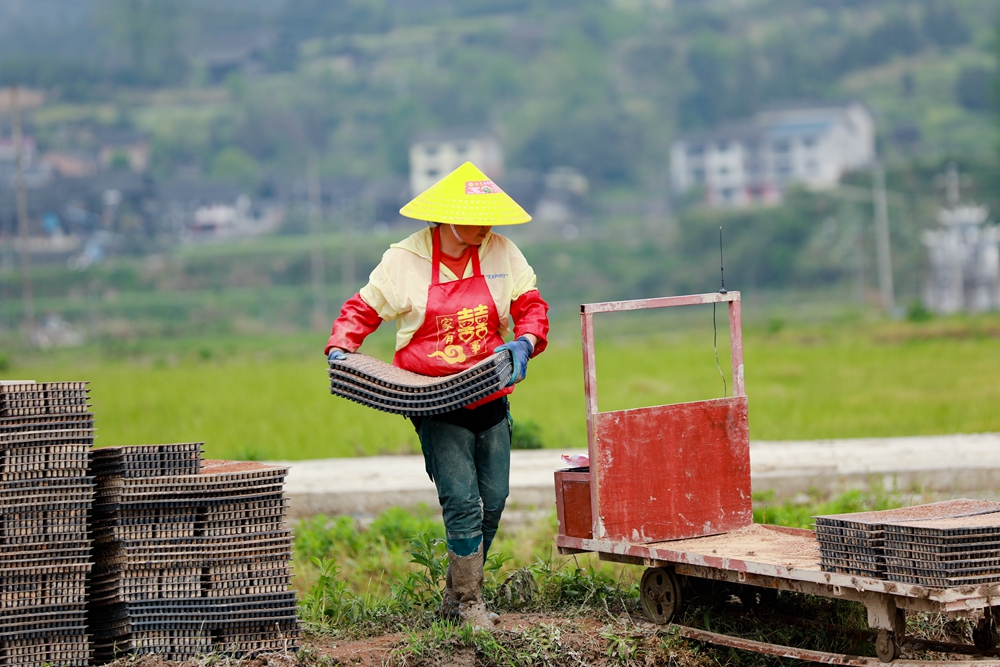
[465,180,502,194]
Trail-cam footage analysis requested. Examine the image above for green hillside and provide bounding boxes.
[2,1,1000,341]
[12,1,999,185]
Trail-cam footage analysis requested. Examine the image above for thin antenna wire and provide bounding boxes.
[713,226,727,398]
[719,226,727,294]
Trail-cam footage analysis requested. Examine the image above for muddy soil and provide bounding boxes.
[299,613,706,667]
[100,614,708,667]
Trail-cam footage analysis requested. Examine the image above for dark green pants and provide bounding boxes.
[415,410,511,558]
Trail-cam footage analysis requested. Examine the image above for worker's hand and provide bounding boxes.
[494,337,534,387]
[327,348,348,365]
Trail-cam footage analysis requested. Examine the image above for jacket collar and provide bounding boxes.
[391,225,494,262]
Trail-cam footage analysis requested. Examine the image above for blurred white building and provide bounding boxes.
[183,195,281,243]
[670,101,876,208]
[922,167,1000,314]
[409,129,503,196]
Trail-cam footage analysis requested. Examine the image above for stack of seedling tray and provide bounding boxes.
[0,381,95,667]
[89,446,299,662]
[883,509,1000,587]
[815,499,1000,580]
[328,351,514,416]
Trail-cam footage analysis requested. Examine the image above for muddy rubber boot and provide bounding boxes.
[478,553,500,625]
[439,561,461,621]
[448,545,497,629]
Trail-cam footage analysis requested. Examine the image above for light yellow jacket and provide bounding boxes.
[359,226,538,351]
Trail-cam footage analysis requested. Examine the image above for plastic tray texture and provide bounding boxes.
[89,448,299,661]
[0,381,94,667]
[814,499,1000,582]
[327,351,514,416]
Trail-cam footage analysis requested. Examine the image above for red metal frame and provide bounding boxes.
[579,291,751,543]
[580,291,745,414]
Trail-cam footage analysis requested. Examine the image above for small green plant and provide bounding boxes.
[402,530,448,610]
[906,300,933,323]
[601,627,638,664]
[472,623,568,666]
[299,557,355,625]
[392,620,475,664]
[511,418,544,450]
[532,556,636,611]
[298,555,416,632]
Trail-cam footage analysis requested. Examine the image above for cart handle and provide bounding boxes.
[579,291,744,416]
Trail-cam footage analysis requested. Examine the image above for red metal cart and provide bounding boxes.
[554,291,1000,665]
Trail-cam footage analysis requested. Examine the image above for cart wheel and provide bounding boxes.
[640,567,682,625]
[875,629,900,663]
[973,611,1000,650]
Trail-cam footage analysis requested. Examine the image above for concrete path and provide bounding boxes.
[272,433,1000,520]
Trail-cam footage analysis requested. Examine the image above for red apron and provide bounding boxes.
[394,226,513,403]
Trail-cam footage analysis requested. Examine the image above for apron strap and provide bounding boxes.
[469,237,483,276]
[431,224,483,283]
[431,225,442,285]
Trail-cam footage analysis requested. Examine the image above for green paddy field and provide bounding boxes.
[2,313,998,460]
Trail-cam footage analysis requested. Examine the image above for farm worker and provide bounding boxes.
[324,162,549,627]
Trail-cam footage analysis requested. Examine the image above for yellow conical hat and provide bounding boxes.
[400,162,531,226]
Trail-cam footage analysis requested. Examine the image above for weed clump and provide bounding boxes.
[389,619,712,667]
[294,508,639,638]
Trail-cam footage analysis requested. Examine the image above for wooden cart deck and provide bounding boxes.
[560,523,1000,614]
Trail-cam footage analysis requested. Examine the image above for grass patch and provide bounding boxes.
[293,507,638,639]
[386,619,713,667]
[752,482,904,530]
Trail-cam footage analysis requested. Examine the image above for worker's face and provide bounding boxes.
[452,224,493,246]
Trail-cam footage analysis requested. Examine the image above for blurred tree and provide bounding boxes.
[418,48,521,128]
[383,98,430,175]
[101,0,189,85]
[624,38,676,80]
[109,150,132,171]
[837,11,921,72]
[679,37,729,129]
[274,0,390,43]
[674,2,729,34]
[995,13,1000,156]
[921,2,971,49]
[209,147,261,190]
[730,45,761,119]
[0,58,105,100]
[955,66,990,112]
[675,189,837,292]
[517,105,641,185]
[456,0,531,18]
[267,29,300,73]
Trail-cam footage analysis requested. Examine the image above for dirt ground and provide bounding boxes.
[101,614,707,667]
[298,612,719,667]
[299,614,625,667]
